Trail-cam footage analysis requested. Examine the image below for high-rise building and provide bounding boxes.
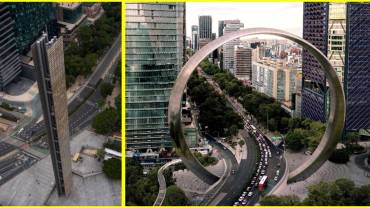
[198,15,212,39]
[302,3,370,132]
[234,45,252,80]
[218,20,242,69]
[31,34,72,195]
[7,3,58,54]
[191,25,199,51]
[198,15,212,50]
[0,3,22,90]
[57,3,83,24]
[125,3,185,151]
[218,20,224,38]
[222,20,244,73]
[252,59,297,105]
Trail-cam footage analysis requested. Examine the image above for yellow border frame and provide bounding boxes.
[0,1,369,207]
[0,1,121,208]
[123,1,370,208]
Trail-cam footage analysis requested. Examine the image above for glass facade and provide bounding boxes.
[344,3,370,131]
[198,15,212,39]
[302,2,370,132]
[0,3,21,89]
[61,3,82,24]
[125,3,185,151]
[277,70,285,101]
[7,3,57,54]
[302,2,329,123]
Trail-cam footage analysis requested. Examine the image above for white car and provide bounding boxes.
[274,176,278,181]
[247,192,253,197]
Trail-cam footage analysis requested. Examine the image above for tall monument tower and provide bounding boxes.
[32,33,72,195]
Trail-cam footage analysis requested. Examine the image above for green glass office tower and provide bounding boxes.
[57,3,83,24]
[126,3,185,151]
[7,3,57,54]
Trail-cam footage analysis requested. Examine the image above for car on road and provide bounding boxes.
[247,192,253,197]
[246,186,251,191]
[234,202,239,206]
[241,200,247,205]
[274,176,278,181]
[232,169,236,174]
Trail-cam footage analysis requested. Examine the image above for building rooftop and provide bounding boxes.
[254,58,299,70]
[58,3,81,10]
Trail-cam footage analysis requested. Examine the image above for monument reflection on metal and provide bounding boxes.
[168,28,345,184]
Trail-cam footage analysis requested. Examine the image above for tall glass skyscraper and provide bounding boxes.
[125,3,185,151]
[7,3,57,54]
[191,25,199,51]
[0,3,21,90]
[198,15,212,39]
[302,3,370,132]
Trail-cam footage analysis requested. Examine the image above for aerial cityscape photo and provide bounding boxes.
[125,2,370,206]
[0,2,121,205]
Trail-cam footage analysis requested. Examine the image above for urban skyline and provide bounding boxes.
[186,2,303,38]
[0,2,121,205]
[126,2,370,207]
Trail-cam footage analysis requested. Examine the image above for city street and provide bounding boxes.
[216,131,257,205]
[198,67,286,205]
[13,34,121,142]
[0,34,121,186]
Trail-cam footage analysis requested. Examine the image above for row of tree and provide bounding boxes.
[201,60,325,151]
[260,178,370,205]
[92,59,121,135]
[64,3,121,87]
[187,73,243,137]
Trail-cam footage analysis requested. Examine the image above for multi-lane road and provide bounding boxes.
[13,34,121,142]
[0,34,121,186]
[215,130,258,205]
[198,68,286,205]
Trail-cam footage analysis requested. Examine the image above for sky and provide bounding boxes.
[186,3,303,38]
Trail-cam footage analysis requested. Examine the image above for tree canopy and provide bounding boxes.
[163,185,189,206]
[261,178,370,206]
[92,108,119,134]
[64,3,121,88]
[187,73,243,137]
[100,82,114,98]
[260,195,301,205]
[103,158,121,179]
[198,60,325,152]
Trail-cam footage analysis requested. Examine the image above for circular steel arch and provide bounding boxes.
[168,28,345,184]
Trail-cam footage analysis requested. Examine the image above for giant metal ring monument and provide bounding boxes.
[168,28,345,184]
